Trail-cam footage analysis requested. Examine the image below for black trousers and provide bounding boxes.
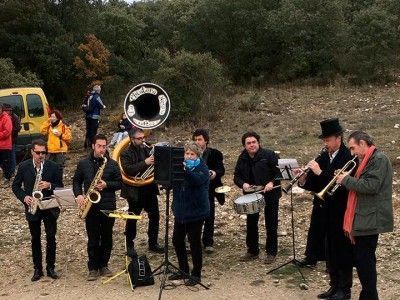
[202,194,215,247]
[28,210,58,271]
[85,208,115,271]
[125,192,160,248]
[304,203,326,262]
[246,196,279,256]
[0,149,12,180]
[85,118,99,148]
[173,219,204,278]
[354,234,379,300]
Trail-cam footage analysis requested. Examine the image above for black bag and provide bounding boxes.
[128,254,155,287]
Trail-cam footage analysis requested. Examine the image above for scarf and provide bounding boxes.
[343,145,376,244]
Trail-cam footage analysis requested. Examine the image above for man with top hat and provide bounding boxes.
[295,118,354,300]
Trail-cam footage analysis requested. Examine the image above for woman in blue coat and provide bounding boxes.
[170,142,210,286]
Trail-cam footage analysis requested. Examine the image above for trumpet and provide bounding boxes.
[316,156,357,200]
[282,147,327,194]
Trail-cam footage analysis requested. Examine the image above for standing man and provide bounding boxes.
[12,139,63,281]
[120,128,164,254]
[83,85,106,150]
[0,104,12,186]
[192,129,225,254]
[336,131,393,300]
[296,118,354,300]
[2,104,21,176]
[73,134,122,281]
[233,131,281,263]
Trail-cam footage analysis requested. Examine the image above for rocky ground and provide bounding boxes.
[0,84,399,299]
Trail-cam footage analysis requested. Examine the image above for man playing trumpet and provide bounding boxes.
[295,118,353,300]
[73,134,122,281]
[336,131,393,300]
[12,139,63,281]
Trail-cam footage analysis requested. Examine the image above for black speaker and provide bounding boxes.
[154,146,185,186]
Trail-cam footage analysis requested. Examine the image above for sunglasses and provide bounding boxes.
[134,137,145,140]
[33,151,47,155]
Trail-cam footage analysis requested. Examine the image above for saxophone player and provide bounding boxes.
[73,134,122,281]
[12,139,63,281]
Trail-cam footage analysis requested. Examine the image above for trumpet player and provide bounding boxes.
[73,134,122,281]
[336,131,393,300]
[12,139,63,281]
[295,118,353,300]
[120,128,164,254]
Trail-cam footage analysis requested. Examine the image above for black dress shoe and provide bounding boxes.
[149,244,165,253]
[318,287,337,299]
[327,289,351,300]
[31,269,44,282]
[297,258,317,268]
[47,268,59,279]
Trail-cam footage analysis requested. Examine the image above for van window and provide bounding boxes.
[0,95,25,118]
[27,94,44,117]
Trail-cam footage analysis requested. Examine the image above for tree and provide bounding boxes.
[74,34,112,84]
[153,50,227,121]
[0,58,43,89]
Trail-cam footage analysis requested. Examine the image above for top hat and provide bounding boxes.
[319,118,343,138]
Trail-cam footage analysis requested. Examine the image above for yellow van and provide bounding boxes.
[0,87,50,156]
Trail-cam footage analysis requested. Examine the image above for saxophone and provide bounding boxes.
[78,156,108,219]
[29,167,43,215]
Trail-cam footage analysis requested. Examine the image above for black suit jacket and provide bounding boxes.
[203,147,225,204]
[12,159,63,221]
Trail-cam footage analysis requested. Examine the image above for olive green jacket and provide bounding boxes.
[342,149,393,236]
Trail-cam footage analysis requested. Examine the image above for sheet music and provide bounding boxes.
[53,188,76,207]
[278,159,299,180]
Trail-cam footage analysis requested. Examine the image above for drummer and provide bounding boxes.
[233,131,282,264]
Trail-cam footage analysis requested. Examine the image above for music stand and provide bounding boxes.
[101,210,142,290]
[267,159,307,284]
[150,185,209,300]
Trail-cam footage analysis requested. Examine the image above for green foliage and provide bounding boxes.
[1,0,400,107]
[152,50,228,121]
[239,92,262,112]
[342,4,399,83]
[0,58,43,88]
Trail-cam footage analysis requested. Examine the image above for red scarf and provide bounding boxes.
[343,145,376,244]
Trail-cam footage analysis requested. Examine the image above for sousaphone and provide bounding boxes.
[112,83,171,186]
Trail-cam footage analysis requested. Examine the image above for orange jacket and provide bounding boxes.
[40,120,72,153]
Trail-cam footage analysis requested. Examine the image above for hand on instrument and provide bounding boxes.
[292,168,303,177]
[242,183,251,191]
[75,195,85,207]
[38,181,51,190]
[335,172,349,185]
[95,179,107,191]
[24,196,34,205]
[263,182,274,193]
[209,170,216,180]
[307,160,322,175]
[145,155,154,165]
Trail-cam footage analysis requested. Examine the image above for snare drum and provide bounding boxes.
[233,193,265,215]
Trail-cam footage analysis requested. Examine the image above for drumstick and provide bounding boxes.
[253,185,281,194]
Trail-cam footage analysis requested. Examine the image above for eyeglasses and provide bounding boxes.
[33,151,47,155]
[134,137,145,140]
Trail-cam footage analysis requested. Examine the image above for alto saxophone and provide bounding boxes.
[78,156,108,219]
[29,168,43,215]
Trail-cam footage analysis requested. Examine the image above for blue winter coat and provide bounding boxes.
[86,92,104,119]
[172,159,210,224]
